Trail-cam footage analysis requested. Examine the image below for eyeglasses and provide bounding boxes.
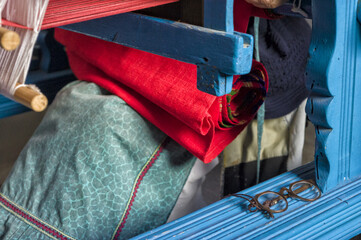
[231,179,321,218]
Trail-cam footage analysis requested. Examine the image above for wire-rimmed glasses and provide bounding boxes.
[231,179,321,218]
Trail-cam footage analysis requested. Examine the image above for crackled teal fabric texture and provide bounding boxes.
[0,81,196,239]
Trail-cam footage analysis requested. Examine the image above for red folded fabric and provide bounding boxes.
[55,0,270,163]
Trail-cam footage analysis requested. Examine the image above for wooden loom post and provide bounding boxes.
[0,27,47,112]
[13,83,48,112]
[0,25,47,111]
[306,0,361,192]
[0,27,20,51]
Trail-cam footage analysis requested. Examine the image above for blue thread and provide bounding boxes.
[254,17,265,185]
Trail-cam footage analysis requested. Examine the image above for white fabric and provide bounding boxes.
[167,100,307,222]
[223,99,307,170]
[167,157,219,222]
[287,99,307,170]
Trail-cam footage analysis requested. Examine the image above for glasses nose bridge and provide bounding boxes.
[279,186,291,196]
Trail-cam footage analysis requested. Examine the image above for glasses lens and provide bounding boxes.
[257,192,287,212]
[291,181,321,201]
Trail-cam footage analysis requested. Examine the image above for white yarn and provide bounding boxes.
[0,1,6,23]
[0,0,49,99]
[291,0,308,18]
[14,83,41,93]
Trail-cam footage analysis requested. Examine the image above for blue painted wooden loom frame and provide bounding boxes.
[131,0,361,238]
[306,0,361,193]
[1,0,361,238]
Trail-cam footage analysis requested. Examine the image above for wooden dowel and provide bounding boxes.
[0,27,21,51]
[14,83,48,112]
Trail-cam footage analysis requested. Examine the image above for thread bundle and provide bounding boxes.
[0,0,48,99]
[42,0,178,29]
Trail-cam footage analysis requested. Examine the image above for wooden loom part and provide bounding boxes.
[13,83,48,112]
[0,0,179,112]
[0,27,20,51]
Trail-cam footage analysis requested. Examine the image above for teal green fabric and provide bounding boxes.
[0,81,196,239]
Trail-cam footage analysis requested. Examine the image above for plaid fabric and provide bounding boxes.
[220,67,267,129]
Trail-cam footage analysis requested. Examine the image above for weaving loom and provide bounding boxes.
[1,0,361,238]
[0,0,178,112]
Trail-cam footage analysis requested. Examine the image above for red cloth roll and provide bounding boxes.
[55,0,271,163]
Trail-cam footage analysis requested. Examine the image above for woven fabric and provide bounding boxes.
[0,81,196,239]
[1,0,179,30]
[54,0,271,163]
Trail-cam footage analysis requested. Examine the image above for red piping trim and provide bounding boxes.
[0,195,72,239]
[113,137,169,239]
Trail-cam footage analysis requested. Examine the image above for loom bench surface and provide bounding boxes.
[133,163,361,240]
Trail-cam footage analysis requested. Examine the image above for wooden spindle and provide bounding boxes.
[13,83,48,112]
[0,27,21,51]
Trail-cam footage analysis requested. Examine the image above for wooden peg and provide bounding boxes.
[14,83,48,112]
[0,27,21,51]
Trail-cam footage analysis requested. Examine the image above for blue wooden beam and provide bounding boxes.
[132,163,361,239]
[62,11,254,96]
[196,0,240,96]
[306,0,361,192]
[61,12,253,77]
[203,0,234,32]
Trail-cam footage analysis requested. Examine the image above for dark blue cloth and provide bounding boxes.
[249,17,312,119]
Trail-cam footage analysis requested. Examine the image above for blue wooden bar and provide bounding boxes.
[61,9,253,96]
[132,164,361,240]
[62,13,252,77]
[198,0,236,95]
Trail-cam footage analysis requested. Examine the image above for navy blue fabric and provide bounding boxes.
[248,17,311,119]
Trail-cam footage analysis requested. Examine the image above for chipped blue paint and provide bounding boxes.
[61,12,253,77]
[196,64,234,96]
[62,9,254,96]
[197,0,249,95]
